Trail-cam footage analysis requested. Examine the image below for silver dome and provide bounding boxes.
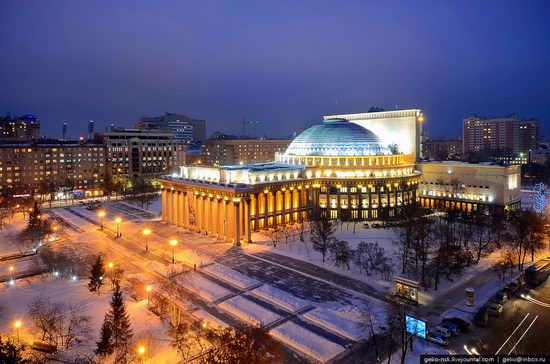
[285,119,391,156]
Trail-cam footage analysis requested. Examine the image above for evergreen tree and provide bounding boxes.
[0,336,29,364]
[310,218,335,262]
[27,201,42,230]
[88,255,105,294]
[95,316,113,356]
[109,282,133,363]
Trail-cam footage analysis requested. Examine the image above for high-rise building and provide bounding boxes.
[88,120,95,140]
[202,137,291,166]
[62,122,68,141]
[95,128,186,180]
[463,115,539,154]
[136,113,206,143]
[0,140,107,199]
[0,114,41,140]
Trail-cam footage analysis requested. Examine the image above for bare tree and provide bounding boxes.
[168,320,209,361]
[328,240,352,269]
[359,299,381,362]
[310,219,335,262]
[264,227,281,248]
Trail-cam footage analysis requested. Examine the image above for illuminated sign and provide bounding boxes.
[405,315,426,339]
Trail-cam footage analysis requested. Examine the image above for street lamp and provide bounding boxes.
[145,285,152,307]
[14,320,22,342]
[98,210,106,230]
[169,239,178,263]
[115,217,122,237]
[143,229,151,251]
[137,345,146,363]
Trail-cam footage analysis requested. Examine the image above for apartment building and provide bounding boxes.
[202,138,291,166]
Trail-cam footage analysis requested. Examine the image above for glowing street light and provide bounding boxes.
[108,262,114,269]
[145,285,152,307]
[137,345,146,363]
[115,217,122,237]
[143,229,151,251]
[14,320,22,342]
[169,239,178,263]
[98,210,106,230]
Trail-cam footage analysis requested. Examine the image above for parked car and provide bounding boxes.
[503,282,520,297]
[439,321,460,336]
[78,201,85,206]
[426,333,449,346]
[488,303,503,316]
[371,223,381,228]
[492,292,508,305]
[442,317,470,331]
[429,326,451,339]
[473,308,488,327]
[363,223,370,229]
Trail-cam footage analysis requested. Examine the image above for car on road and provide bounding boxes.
[78,201,85,206]
[492,292,508,305]
[503,282,520,297]
[473,308,488,327]
[442,317,470,331]
[363,223,370,229]
[439,321,460,336]
[426,333,449,346]
[371,223,381,228]
[429,326,451,339]
[487,302,503,316]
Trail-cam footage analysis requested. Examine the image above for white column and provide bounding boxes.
[161,189,167,222]
[233,201,241,246]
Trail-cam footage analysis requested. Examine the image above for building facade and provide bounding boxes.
[95,128,185,180]
[160,118,421,244]
[417,161,521,213]
[202,138,291,166]
[136,113,206,143]
[0,141,107,199]
[423,138,462,160]
[463,115,539,154]
[0,114,41,140]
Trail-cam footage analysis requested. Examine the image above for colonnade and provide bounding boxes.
[162,189,251,245]
[248,187,309,231]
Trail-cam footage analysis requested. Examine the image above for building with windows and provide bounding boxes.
[0,140,107,199]
[463,115,539,154]
[423,138,462,160]
[160,118,421,244]
[95,128,185,180]
[0,114,41,140]
[136,113,206,143]
[417,161,521,213]
[202,138,291,166]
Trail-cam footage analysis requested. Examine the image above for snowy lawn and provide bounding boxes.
[302,307,362,341]
[174,248,213,267]
[217,296,280,327]
[204,263,260,290]
[192,309,230,331]
[0,213,32,254]
[250,284,309,313]
[270,321,346,364]
[182,273,232,302]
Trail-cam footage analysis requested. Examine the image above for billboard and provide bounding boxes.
[405,315,426,339]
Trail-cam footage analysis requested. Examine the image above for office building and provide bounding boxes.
[417,161,521,213]
[202,138,291,166]
[0,114,41,140]
[423,138,462,160]
[96,128,185,180]
[136,113,206,143]
[0,140,107,199]
[463,115,539,154]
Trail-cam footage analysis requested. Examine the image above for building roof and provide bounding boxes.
[284,119,391,157]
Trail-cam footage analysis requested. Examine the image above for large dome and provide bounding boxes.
[284,119,392,157]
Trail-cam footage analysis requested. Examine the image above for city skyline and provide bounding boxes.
[1,1,549,139]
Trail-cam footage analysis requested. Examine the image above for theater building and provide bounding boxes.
[160,118,421,244]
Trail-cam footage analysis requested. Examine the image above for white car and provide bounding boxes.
[429,326,452,338]
[426,333,449,346]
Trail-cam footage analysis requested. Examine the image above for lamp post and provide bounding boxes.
[14,320,22,342]
[98,210,106,230]
[108,262,114,289]
[146,285,152,307]
[137,345,146,364]
[115,217,122,237]
[143,229,151,251]
[169,239,178,263]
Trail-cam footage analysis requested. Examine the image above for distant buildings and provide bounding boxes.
[0,140,107,199]
[0,114,41,140]
[463,115,539,154]
[202,136,291,166]
[423,138,462,160]
[136,113,206,144]
[94,128,185,180]
[418,161,521,213]
[529,147,550,165]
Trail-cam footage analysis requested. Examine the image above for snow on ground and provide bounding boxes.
[192,309,230,331]
[123,195,162,216]
[174,248,213,267]
[0,213,31,255]
[204,263,260,290]
[270,321,346,364]
[302,307,363,341]
[183,273,232,302]
[250,284,309,313]
[217,296,280,327]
